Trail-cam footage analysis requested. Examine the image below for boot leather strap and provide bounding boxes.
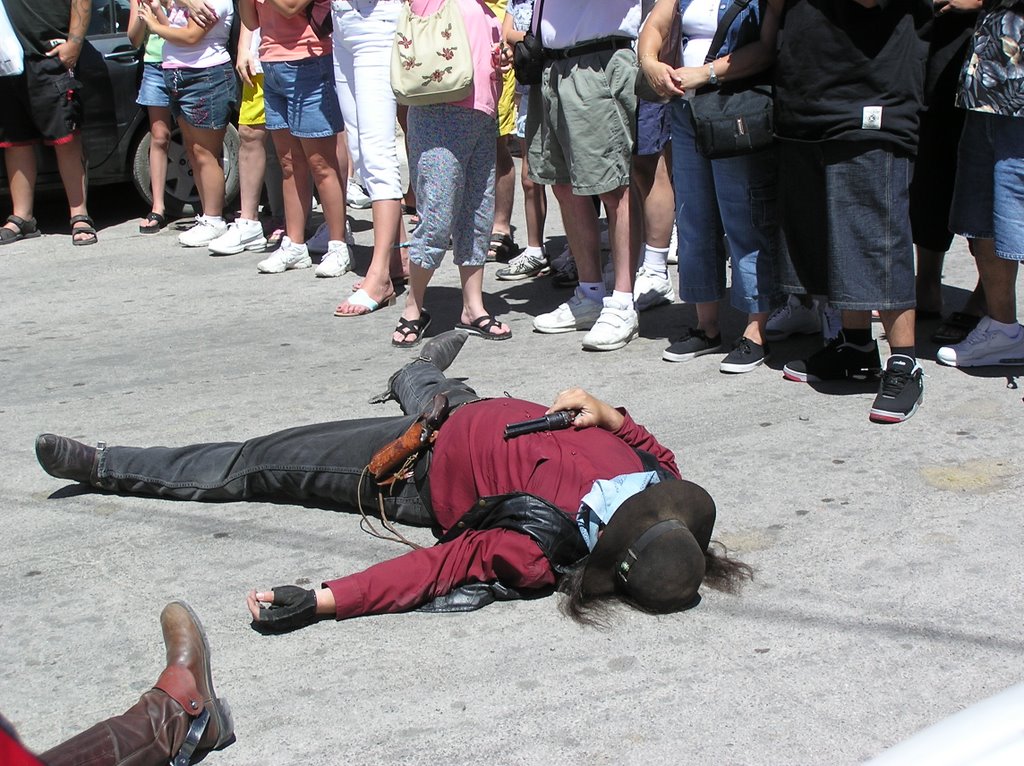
[154,665,205,715]
[171,708,209,766]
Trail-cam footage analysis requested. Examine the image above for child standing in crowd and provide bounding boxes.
[139,0,238,248]
[495,0,551,282]
[239,0,351,277]
[392,0,512,346]
[128,1,172,234]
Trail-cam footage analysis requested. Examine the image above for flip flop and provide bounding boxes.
[334,287,396,317]
[70,215,98,246]
[139,212,167,234]
[392,311,432,348]
[455,314,512,341]
[0,214,42,245]
[931,311,982,345]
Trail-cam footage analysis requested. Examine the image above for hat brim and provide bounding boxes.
[581,479,716,599]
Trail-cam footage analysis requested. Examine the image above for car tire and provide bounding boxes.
[131,123,241,217]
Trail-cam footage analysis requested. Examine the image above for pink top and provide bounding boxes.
[409,0,502,116]
[255,0,331,62]
[161,0,233,69]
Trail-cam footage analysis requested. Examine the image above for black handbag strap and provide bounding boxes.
[703,0,754,65]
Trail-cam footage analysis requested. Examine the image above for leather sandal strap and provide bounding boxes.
[6,214,32,230]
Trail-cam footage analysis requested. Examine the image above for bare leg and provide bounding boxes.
[147,106,172,219]
[178,123,226,217]
[54,136,91,241]
[492,135,515,238]
[599,184,637,293]
[878,308,916,349]
[459,264,509,336]
[336,198,401,315]
[519,138,547,249]
[238,123,268,221]
[301,134,347,241]
[272,130,313,243]
[973,237,1019,323]
[552,184,601,282]
[2,144,36,235]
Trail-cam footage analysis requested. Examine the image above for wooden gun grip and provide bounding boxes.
[369,422,426,480]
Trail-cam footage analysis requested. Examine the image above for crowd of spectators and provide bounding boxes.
[2,0,1023,426]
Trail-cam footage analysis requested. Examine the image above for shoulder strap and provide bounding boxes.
[704,0,753,65]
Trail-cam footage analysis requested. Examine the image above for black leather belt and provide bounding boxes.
[544,37,632,61]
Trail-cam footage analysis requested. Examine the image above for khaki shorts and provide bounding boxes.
[238,74,265,126]
[525,47,636,195]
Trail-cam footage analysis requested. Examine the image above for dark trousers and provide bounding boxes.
[94,363,480,526]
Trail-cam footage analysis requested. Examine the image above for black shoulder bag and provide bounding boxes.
[687,0,774,159]
[513,0,546,85]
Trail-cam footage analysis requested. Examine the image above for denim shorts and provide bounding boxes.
[262,56,344,139]
[635,98,670,157]
[949,110,1024,261]
[777,140,916,311]
[137,62,171,108]
[163,62,238,130]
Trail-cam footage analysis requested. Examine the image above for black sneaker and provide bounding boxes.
[662,328,723,362]
[782,331,881,382]
[720,337,769,374]
[869,355,924,423]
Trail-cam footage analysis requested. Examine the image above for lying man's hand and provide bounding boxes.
[547,387,624,432]
[248,586,321,633]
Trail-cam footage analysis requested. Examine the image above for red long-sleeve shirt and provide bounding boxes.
[324,398,680,619]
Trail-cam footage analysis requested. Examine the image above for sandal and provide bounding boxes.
[392,311,432,348]
[931,311,982,345]
[402,204,420,226]
[335,287,397,317]
[455,314,512,341]
[0,214,42,246]
[70,215,98,246]
[487,232,519,263]
[139,212,167,234]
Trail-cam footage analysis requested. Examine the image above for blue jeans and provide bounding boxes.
[94,363,479,526]
[670,99,777,313]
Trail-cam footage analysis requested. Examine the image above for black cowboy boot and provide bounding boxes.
[39,602,234,766]
[369,329,469,405]
[35,434,99,484]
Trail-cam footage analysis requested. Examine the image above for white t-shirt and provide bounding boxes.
[535,0,640,49]
[680,0,718,68]
[162,0,234,69]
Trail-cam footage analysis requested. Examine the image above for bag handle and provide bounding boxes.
[703,0,754,65]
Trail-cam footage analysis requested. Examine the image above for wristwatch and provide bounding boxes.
[708,61,719,86]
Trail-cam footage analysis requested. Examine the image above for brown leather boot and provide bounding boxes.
[38,602,234,766]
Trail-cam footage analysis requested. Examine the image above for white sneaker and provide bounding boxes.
[765,295,822,340]
[533,288,603,333]
[256,236,311,273]
[179,216,227,248]
[496,249,549,281]
[346,178,371,209]
[937,316,1024,367]
[667,227,678,264]
[208,218,267,255]
[315,240,351,278]
[633,266,675,311]
[582,299,639,351]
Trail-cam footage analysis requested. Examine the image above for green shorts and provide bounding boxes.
[525,47,637,195]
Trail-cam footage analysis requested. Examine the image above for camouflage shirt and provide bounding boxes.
[957,1,1024,115]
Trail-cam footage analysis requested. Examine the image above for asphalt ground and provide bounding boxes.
[1,180,1022,765]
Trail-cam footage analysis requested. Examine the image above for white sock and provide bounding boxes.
[642,244,670,275]
[204,215,224,224]
[522,245,544,258]
[989,318,1023,338]
[579,281,605,303]
[609,290,634,311]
